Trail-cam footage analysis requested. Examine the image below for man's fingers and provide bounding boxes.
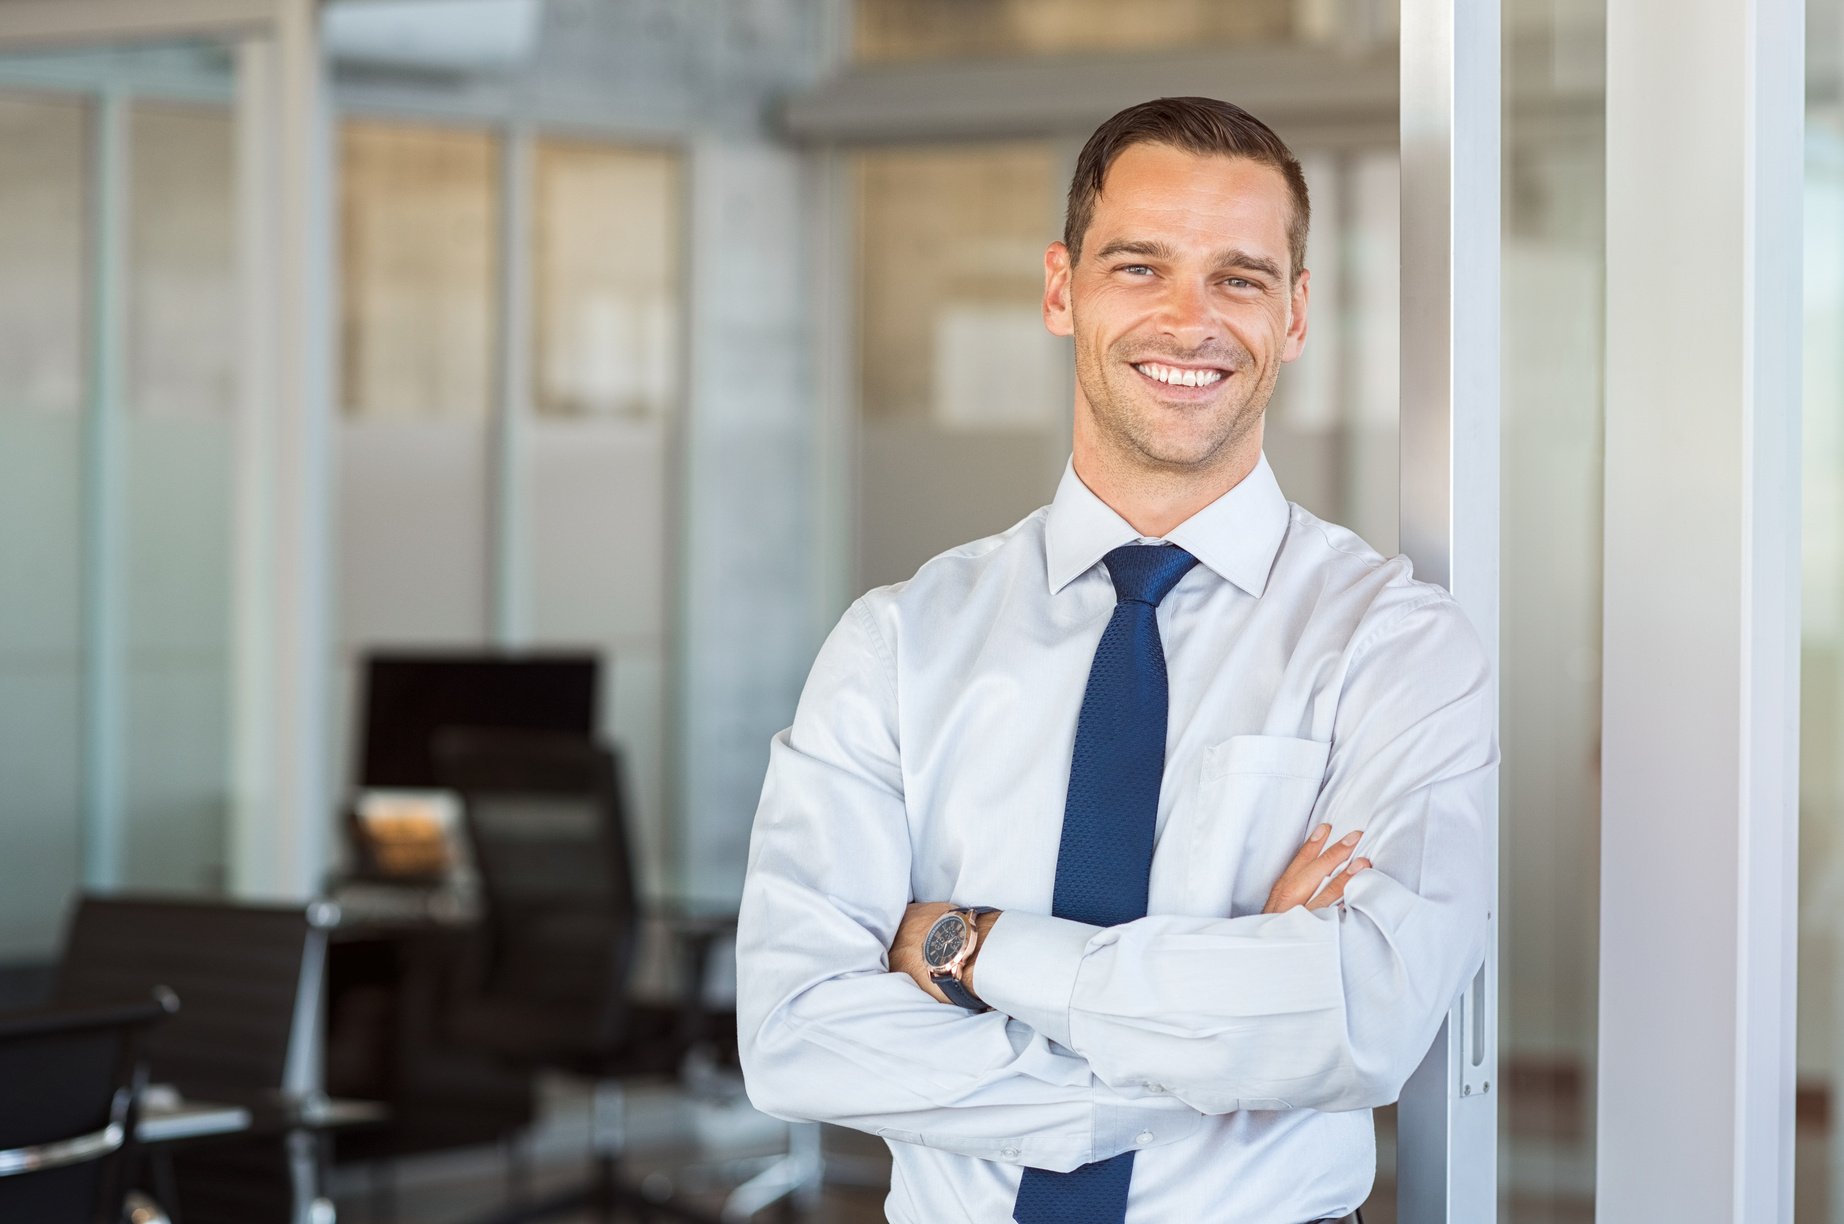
[1284,823,1333,873]
[1305,857,1371,911]
[1263,829,1365,914]
[1312,830,1362,873]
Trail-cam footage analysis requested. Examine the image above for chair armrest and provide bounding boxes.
[0,1119,125,1178]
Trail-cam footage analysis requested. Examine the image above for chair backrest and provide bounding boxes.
[54,895,328,1105]
[0,990,175,1224]
[433,731,640,1019]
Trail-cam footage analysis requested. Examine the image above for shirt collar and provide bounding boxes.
[1043,453,1289,598]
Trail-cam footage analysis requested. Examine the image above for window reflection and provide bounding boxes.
[853,143,1066,592]
[340,120,499,420]
[130,101,234,419]
[0,92,84,417]
[532,139,680,420]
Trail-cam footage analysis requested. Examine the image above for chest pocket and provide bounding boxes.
[1184,735,1332,918]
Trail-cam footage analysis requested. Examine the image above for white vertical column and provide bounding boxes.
[80,88,130,891]
[490,125,533,648]
[1396,0,1500,1220]
[676,138,820,902]
[1598,0,1802,1219]
[228,0,334,900]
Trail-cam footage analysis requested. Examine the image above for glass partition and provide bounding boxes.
[1799,4,1844,1216]
[0,43,243,964]
[532,139,679,421]
[1497,2,1604,1218]
[0,90,86,962]
[527,137,683,895]
[121,99,237,892]
[339,119,499,421]
[852,142,1067,592]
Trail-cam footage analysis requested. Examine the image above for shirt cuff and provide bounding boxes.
[972,910,1097,1049]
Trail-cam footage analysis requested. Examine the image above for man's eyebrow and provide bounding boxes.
[1092,238,1283,282]
[1092,238,1178,263]
[1209,248,1284,281]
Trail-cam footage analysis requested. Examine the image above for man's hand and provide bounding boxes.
[1264,824,1370,914]
[890,902,1001,1004]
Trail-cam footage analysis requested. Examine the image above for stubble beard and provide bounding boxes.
[1073,330,1276,479]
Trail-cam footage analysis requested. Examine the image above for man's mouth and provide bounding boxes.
[1130,361,1229,389]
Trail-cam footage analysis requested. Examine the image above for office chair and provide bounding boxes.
[0,988,177,1224]
[433,730,729,1224]
[55,894,337,1224]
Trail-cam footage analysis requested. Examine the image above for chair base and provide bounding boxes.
[718,1123,885,1224]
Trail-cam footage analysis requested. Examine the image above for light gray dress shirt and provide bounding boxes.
[736,455,1494,1223]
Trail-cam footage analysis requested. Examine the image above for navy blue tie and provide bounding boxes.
[1013,543,1198,1224]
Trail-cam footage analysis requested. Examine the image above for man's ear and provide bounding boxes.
[1281,266,1310,363]
[1043,241,1074,337]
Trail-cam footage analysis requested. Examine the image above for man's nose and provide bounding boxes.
[1156,277,1220,348]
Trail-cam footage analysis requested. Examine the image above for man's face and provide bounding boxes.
[1044,144,1309,479]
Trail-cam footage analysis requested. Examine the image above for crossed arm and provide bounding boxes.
[735,595,1493,1169]
[890,823,1372,1006]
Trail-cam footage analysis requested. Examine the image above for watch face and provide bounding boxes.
[923,914,968,970]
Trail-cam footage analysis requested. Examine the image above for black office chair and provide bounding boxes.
[55,895,336,1224]
[434,730,728,1224]
[0,989,177,1224]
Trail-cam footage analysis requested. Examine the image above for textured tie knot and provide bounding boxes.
[1103,543,1198,607]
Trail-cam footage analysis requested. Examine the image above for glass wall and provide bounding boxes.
[122,100,237,893]
[0,90,87,962]
[531,139,679,421]
[333,120,684,895]
[340,120,499,422]
[526,138,682,895]
[1498,1,1604,1219]
[0,49,242,964]
[853,142,1067,591]
[1800,5,1844,1216]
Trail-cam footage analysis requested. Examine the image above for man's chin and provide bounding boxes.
[1124,436,1243,473]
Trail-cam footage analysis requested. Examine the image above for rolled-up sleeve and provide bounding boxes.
[736,599,1199,1170]
[974,595,1494,1116]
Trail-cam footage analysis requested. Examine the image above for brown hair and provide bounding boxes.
[1063,96,1310,278]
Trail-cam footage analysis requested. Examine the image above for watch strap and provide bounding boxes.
[937,973,988,1012]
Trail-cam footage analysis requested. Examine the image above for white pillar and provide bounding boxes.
[1597,0,1803,1218]
[228,0,334,900]
[675,138,821,903]
[1396,0,1501,1219]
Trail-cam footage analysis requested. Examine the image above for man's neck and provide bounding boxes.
[1072,442,1262,539]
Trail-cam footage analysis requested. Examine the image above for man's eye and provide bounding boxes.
[1224,277,1256,290]
[1119,264,1154,275]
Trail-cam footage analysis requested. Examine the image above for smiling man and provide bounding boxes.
[736,98,1493,1224]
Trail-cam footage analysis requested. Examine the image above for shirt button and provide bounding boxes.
[1000,1146,1020,1160]
[1135,1130,1154,1146]
[1144,1082,1166,1094]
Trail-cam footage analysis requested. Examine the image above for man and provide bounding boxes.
[736,97,1492,1224]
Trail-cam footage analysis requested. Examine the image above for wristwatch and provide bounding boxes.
[922,906,998,1011]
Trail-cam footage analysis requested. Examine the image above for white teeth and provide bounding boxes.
[1134,361,1224,387]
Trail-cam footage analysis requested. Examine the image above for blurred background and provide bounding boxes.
[0,0,1821,1221]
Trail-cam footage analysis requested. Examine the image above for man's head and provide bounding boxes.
[1045,97,1310,495]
